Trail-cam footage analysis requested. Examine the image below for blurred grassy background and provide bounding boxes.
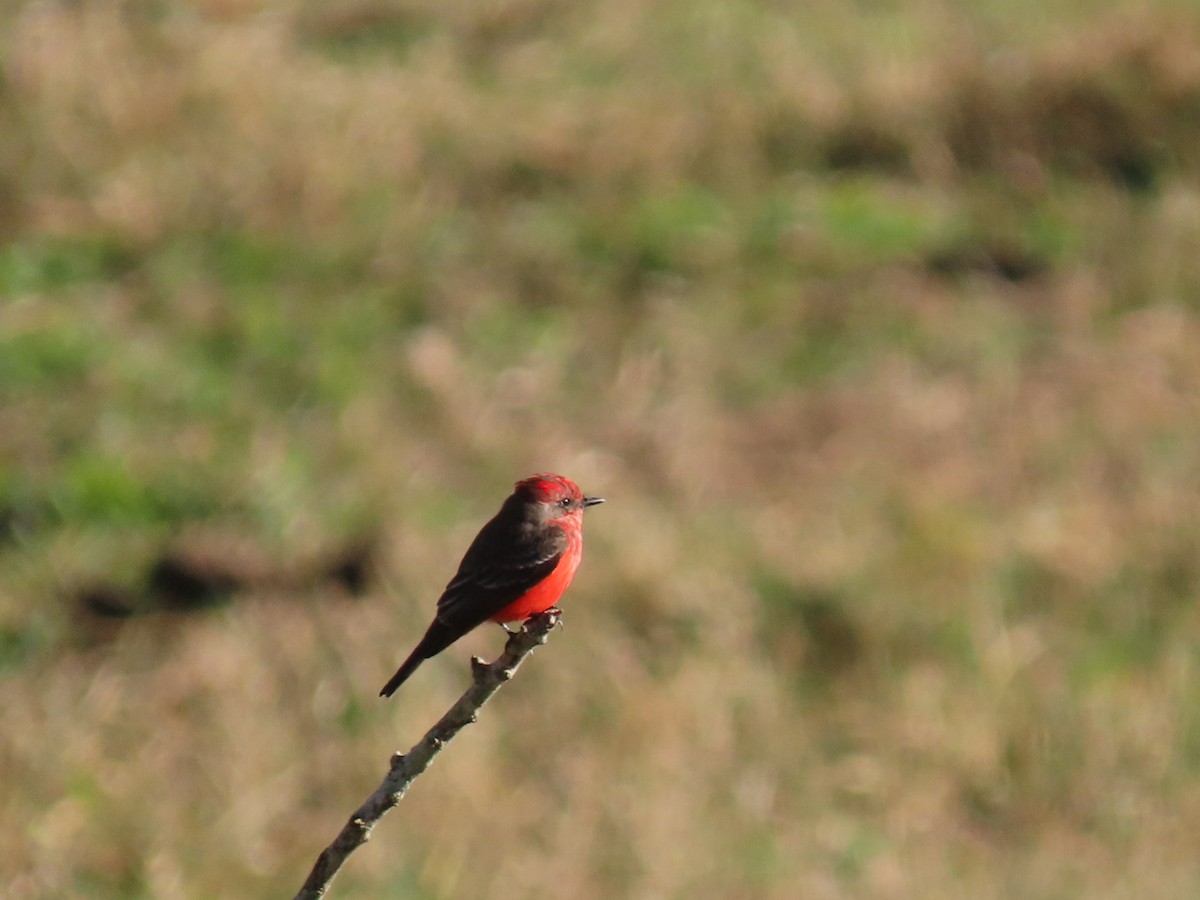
[3,0,1200,897]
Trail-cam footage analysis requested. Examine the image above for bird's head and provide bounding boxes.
[515,473,605,524]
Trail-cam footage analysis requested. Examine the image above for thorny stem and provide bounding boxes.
[293,609,562,900]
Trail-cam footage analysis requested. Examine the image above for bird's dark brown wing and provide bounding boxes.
[434,520,567,631]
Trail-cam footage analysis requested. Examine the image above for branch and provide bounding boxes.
[293,609,562,900]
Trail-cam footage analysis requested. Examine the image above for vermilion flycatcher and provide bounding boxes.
[380,474,604,697]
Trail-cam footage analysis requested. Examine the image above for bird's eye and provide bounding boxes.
[559,497,572,508]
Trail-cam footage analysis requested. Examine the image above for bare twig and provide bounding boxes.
[293,609,562,900]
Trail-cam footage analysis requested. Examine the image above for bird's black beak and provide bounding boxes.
[583,496,605,508]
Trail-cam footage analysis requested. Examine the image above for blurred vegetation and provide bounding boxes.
[3,0,1200,897]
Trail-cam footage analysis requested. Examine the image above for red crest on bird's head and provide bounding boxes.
[512,474,605,517]
[514,473,583,503]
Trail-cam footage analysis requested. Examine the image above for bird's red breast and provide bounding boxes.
[487,527,583,623]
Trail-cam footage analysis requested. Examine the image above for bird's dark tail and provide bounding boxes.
[379,618,460,697]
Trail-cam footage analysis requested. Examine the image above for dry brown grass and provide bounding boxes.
[3,1,1200,897]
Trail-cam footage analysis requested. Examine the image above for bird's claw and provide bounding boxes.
[498,609,564,636]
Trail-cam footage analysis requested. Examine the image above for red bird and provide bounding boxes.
[380,474,604,697]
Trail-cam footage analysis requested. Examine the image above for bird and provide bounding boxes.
[380,474,604,697]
